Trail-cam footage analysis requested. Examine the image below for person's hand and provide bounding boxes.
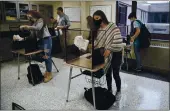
[13,35,24,41]
[42,55,49,59]
[130,37,135,42]
[54,27,58,31]
[57,26,64,29]
[103,50,111,58]
[20,25,29,30]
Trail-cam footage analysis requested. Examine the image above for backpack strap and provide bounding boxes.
[135,20,143,26]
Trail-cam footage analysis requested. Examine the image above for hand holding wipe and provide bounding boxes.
[20,25,29,30]
[13,35,24,41]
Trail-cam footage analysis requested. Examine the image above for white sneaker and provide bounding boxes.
[115,91,121,101]
[113,101,120,110]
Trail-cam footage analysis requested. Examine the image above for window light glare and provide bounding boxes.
[147,1,169,4]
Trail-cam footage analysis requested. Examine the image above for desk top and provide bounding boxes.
[65,53,105,72]
[12,49,43,56]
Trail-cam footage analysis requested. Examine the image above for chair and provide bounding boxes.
[80,69,106,86]
[123,45,132,71]
[32,55,59,72]
[12,102,25,110]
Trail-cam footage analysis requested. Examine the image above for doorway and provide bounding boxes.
[116,1,127,37]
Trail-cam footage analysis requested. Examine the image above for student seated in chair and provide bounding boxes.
[18,10,53,83]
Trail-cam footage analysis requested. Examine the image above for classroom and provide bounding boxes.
[0,1,169,110]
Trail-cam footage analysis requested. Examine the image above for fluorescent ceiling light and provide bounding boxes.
[147,1,169,4]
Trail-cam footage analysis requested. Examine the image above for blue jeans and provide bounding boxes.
[134,41,141,68]
[37,37,52,72]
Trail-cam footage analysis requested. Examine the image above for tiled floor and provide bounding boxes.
[1,58,169,110]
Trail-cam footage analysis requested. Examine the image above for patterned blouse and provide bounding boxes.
[94,22,123,72]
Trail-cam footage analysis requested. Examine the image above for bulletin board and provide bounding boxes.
[64,7,81,22]
[90,5,112,22]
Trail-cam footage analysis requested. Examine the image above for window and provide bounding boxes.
[140,10,148,23]
[4,2,17,21]
[19,3,29,21]
[148,12,169,23]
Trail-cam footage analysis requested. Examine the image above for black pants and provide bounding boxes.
[106,51,122,92]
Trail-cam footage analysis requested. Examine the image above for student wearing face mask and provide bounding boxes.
[93,10,123,101]
[128,12,142,71]
[19,10,53,83]
[55,7,71,59]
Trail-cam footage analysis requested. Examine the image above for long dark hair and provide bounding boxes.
[27,10,46,27]
[92,10,109,39]
[93,10,109,28]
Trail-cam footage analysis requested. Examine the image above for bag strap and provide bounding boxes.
[135,20,144,26]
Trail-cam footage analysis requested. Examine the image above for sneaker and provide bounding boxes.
[113,101,120,110]
[44,72,53,83]
[115,91,121,101]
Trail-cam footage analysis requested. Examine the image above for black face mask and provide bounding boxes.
[94,19,102,27]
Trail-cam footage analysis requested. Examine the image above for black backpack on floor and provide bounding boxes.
[27,64,44,85]
[84,87,115,110]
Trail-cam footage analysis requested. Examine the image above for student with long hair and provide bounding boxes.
[92,10,123,101]
[19,10,53,83]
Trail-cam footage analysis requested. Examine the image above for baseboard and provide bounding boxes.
[121,58,170,75]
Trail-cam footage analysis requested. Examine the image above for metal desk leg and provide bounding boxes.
[51,59,59,72]
[91,72,96,109]
[18,53,20,80]
[0,57,2,76]
[29,55,35,86]
[66,66,73,102]
[80,69,83,73]
[125,52,128,71]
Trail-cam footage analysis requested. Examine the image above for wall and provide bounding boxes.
[128,40,170,73]
[62,1,81,45]
[87,1,116,23]
[62,1,81,29]
[61,1,117,45]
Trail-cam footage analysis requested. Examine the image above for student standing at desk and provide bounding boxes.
[19,10,53,83]
[93,10,123,101]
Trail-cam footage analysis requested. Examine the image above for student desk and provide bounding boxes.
[65,53,105,109]
[12,49,43,86]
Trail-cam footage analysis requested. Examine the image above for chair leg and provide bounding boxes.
[125,52,128,71]
[51,59,59,72]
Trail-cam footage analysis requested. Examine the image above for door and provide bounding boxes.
[116,1,127,37]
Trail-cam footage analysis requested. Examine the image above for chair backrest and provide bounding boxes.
[12,102,25,110]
